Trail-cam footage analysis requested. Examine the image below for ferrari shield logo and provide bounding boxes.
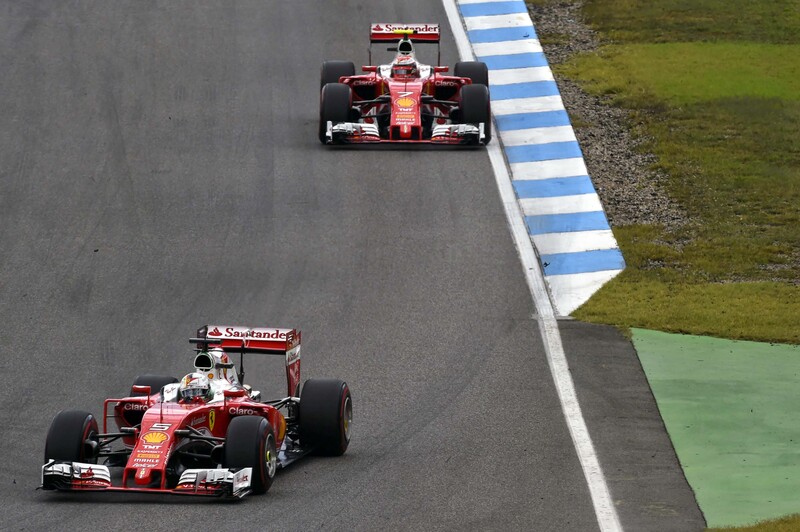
[209,410,215,431]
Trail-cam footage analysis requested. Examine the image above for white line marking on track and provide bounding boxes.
[442,1,624,530]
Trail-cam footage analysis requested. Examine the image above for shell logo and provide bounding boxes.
[142,431,169,444]
[396,97,415,109]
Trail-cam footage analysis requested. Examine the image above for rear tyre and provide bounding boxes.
[460,83,492,144]
[223,416,277,495]
[320,61,355,89]
[44,410,99,463]
[319,83,353,144]
[454,61,489,87]
[299,379,352,456]
[130,374,178,397]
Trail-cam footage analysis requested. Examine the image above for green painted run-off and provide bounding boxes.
[632,328,800,528]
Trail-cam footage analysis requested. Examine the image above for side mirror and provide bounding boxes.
[434,66,449,73]
[362,65,378,72]
[131,385,151,395]
[224,388,247,398]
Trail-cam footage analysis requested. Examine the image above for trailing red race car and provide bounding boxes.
[319,23,491,146]
[41,325,352,498]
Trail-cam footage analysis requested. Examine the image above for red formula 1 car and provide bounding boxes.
[319,23,491,146]
[41,325,352,498]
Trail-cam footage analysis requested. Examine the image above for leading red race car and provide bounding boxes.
[41,325,352,498]
[319,23,491,146]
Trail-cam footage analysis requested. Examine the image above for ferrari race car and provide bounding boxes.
[319,23,491,146]
[41,325,352,498]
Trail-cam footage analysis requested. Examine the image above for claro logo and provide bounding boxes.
[122,403,148,411]
[228,407,258,416]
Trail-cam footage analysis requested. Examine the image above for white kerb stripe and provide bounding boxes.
[464,14,534,31]
[532,230,620,255]
[490,66,554,85]
[500,126,577,146]
[511,158,589,180]
[546,269,624,315]
[473,39,543,57]
[493,95,564,115]
[520,194,603,216]
[459,0,512,4]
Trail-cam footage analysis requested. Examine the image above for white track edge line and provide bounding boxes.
[441,1,623,530]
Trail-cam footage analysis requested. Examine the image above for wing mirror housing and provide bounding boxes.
[362,65,378,72]
[434,66,449,73]
[131,385,151,395]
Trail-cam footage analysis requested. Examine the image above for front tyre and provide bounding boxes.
[44,410,99,464]
[300,379,352,456]
[454,61,489,87]
[319,82,353,144]
[320,60,355,89]
[460,83,492,145]
[223,416,277,495]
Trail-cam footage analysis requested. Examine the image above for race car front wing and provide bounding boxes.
[324,121,486,145]
[41,460,253,498]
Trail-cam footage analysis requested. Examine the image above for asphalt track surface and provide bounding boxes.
[0,2,703,530]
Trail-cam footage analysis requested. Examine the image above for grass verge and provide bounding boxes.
[552,14,800,343]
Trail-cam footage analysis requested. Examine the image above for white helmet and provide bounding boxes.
[179,372,213,402]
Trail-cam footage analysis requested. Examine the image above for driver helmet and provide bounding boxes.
[179,372,214,402]
[392,56,419,78]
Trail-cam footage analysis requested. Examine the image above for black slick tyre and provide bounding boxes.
[299,379,352,456]
[454,61,489,87]
[223,415,277,495]
[44,410,99,463]
[319,82,353,144]
[320,60,355,89]
[130,374,178,396]
[460,83,492,144]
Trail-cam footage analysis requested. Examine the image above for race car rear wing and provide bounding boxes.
[192,325,300,353]
[191,325,301,396]
[370,23,440,43]
[369,23,441,65]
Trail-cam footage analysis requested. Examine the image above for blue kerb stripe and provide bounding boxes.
[525,211,610,235]
[479,52,548,70]
[495,110,571,131]
[506,141,582,163]
[467,26,537,43]
[491,81,560,101]
[460,1,528,17]
[513,176,595,198]
[540,249,626,276]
